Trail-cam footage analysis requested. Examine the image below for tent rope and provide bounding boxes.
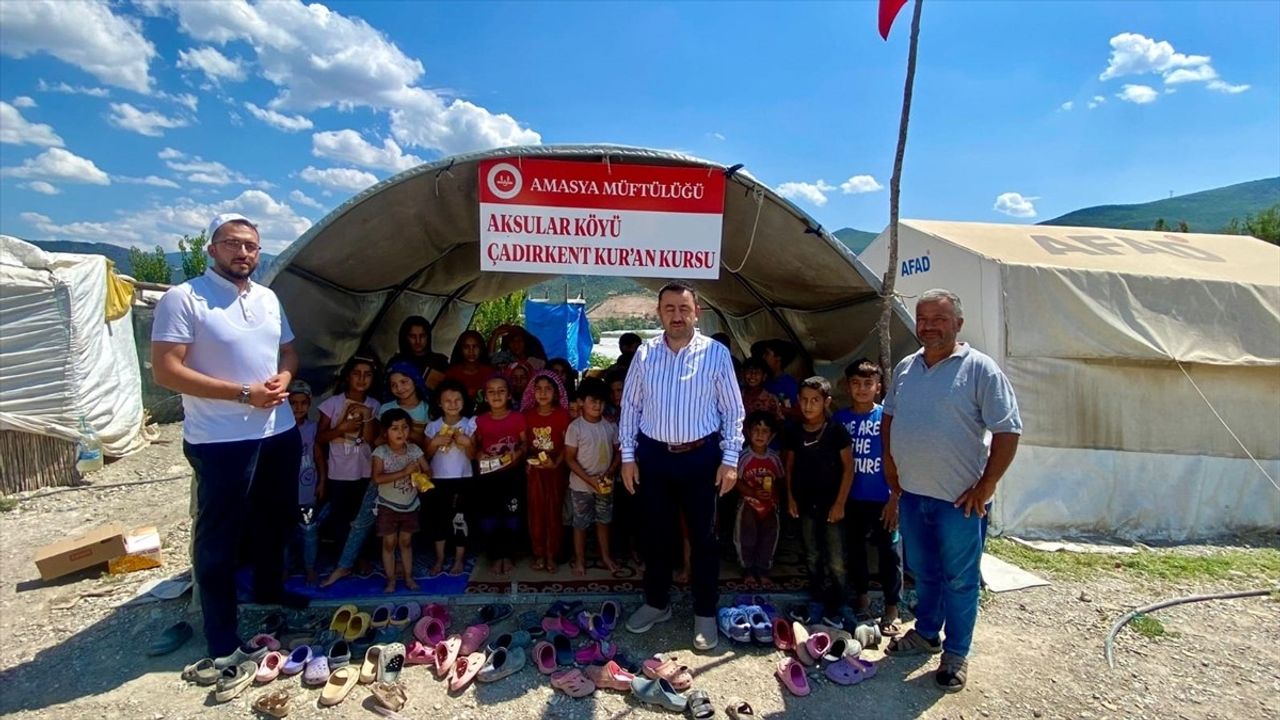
[1174,358,1279,493]
[723,186,765,274]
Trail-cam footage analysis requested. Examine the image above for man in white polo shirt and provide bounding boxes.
[151,213,304,659]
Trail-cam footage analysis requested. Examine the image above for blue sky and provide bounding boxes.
[1,0,1277,253]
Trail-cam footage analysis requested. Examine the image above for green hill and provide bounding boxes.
[27,240,277,282]
[1043,177,1280,233]
[833,227,880,255]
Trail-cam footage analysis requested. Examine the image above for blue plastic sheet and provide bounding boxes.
[524,299,594,371]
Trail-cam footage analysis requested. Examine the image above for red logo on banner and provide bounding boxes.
[486,162,522,200]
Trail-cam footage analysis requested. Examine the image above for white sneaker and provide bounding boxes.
[693,615,718,650]
[625,604,672,634]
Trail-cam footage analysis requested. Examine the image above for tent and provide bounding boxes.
[265,145,919,393]
[859,220,1280,540]
[0,236,148,463]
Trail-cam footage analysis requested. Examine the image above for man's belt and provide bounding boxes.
[662,436,709,453]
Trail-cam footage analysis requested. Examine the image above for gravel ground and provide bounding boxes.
[1,422,1277,719]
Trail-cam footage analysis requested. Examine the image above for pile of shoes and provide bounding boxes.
[772,602,878,696]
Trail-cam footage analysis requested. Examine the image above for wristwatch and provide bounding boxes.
[237,384,251,404]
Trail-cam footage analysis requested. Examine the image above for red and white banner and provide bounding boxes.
[478,159,725,279]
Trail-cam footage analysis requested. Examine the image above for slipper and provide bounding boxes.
[716,607,751,643]
[414,616,446,646]
[775,658,810,697]
[326,639,351,668]
[319,665,360,706]
[642,656,693,691]
[574,639,616,665]
[302,654,331,686]
[741,605,772,644]
[518,610,546,640]
[532,640,557,674]
[686,689,716,719]
[405,640,433,665]
[460,624,490,655]
[379,643,406,683]
[252,687,291,718]
[824,656,863,685]
[371,681,408,712]
[725,699,756,720]
[551,668,596,698]
[542,615,580,638]
[550,632,574,667]
[825,636,862,662]
[330,604,358,634]
[371,604,394,628]
[421,602,449,623]
[486,630,532,653]
[344,612,372,642]
[791,623,813,664]
[255,651,286,683]
[147,621,193,657]
[249,633,281,651]
[258,611,289,638]
[447,651,484,692]
[474,603,513,626]
[630,676,684,711]
[576,611,609,640]
[181,657,219,686]
[478,646,526,682]
[599,600,621,631]
[281,645,312,675]
[772,617,795,651]
[360,645,383,684]
[804,633,832,666]
[433,636,462,678]
[214,661,257,702]
[390,603,420,628]
[583,659,634,691]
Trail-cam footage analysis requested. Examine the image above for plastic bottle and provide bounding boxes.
[75,416,104,475]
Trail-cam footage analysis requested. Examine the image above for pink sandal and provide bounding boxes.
[550,668,596,698]
[584,660,634,691]
[433,636,462,678]
[405,641,433,665]
[532,640,558,674]
[776,658,810,696]
[447,651,484,692]
[642,655,693,691]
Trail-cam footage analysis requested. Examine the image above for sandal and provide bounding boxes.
[318,666,360,706]
[532,640,557,674]
[359,645,383,684]
[631,676,686,711]
[725,699,756,719]
[772,617,794,651]
[880,616,903,637]
[642,655,693,690]
[686,689,716,719]
[379,643,406,683]
[824,656,863,686]
[329,605,358,634]
[433,636,462,678]
[855,622,884,650]
[447,652,484,692]
[884,628,941,657]
[775,658,810,697]
[414,616,446,646]
[181,658,219,686]
[583,660,634,691]
[550,668,596,698]
[252,688,291,718]
[460,624,490,655]
[935,652,966,693]
[371,681,408,712]
[405,641,433,665]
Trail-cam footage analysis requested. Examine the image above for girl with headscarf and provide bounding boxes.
[522,369,571,573]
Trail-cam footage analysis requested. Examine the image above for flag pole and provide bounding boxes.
[878,0,924,383]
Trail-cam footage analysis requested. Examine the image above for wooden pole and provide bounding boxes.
[878,0,924,383]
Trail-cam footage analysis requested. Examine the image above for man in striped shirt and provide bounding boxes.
[620,282,745,650]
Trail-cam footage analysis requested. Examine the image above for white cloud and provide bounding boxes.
[158,147,253,186]
[108,103,189,137]
[158,147,184,160]
[1059,101,1074,112]
[311,129,423,172]
[1087,95,1106,110]
[158,91,199,112]
[0,101,64,146]
[243,102,313,132]
[146,0,540,155]
[289,189,324,210]
[36,79,110,97]
[299,166,379,193]
[116,174,181,189]
[840,175,884,194]
[1099,32,1209,81]
[21,189,312,253]
[12,96,37,108]
[0,0,156,93]
[1,147,110,185]
[1116,84,1159,104]
[994,192,1038,218]
[1207,80,1250,94]
[21,181,60,195]
[1163,65,1218,85]
[710,132,726,141]
[776,180,836,207]
[176,46,246,83]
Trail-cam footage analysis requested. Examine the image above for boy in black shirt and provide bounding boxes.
[785,376,854,624]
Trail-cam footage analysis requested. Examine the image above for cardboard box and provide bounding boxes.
[33,524,128,581]
[108,526,164,574]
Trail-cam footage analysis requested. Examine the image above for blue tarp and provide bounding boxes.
[524,299,594,371]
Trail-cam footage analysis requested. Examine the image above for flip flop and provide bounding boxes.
[251,688,290,718]
[474,603,513,626]
[319,666,360,706]
[281,645,312,675]
[460,624,490,655]
[147,621,193,657]
[772,617,794,651]
[360,645,383,684]
[405,640,433,665]
[433,636,462,678]
[255,651,286,683]
[330,604,358,634]
[371,681,408,712]
[371,604,394,628]
[447,651,485,692]
[630,676,684,711]
[344,612,372,642]
[532,640,557,674]
[725,699,756,719]
[551,668,596,698]
[379,643,406,683]
[583,659,634,691]
[686,689,716,719]
[302,654,330,686]
[776,657,810,697]
[414,616,446,646]
[478,645,526,682]
[181,657,219,686]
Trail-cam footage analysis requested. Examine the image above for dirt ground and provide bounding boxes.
[1,422,1277,720]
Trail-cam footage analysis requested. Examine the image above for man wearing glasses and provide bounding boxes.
[152,213,306,661]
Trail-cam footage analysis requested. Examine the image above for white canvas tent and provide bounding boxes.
[860,220,1280,540]
[0,235,147,457]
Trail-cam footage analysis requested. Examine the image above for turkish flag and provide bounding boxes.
[879,0,909,39]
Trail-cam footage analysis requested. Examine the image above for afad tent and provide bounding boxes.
[859,220,1280,540]
[0,236,147,459]
[265,145,918,393]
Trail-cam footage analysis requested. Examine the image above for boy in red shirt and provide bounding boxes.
[735,410,785,586]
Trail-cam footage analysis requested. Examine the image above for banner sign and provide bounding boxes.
[478,158,725,278]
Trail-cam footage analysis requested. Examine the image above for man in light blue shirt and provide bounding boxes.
[881,288,1022,693]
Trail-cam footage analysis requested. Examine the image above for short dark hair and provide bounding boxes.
[844,358,882,381]
[800,375,832,398]
[577,376,609,403]
[742,356,768,373]
[430,378,474,420]
[657,281,697,304]
[619,332,642,347]
[744,409,779,436]
[380,407,413,429]
[604,368,626,387]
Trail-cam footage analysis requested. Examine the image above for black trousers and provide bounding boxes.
[635,434,721,617]
[184,427,300,657]
[845,498,904,607]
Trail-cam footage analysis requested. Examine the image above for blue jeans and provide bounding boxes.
[898,491,983,657]
[799,512,848,615]
[285,503,332,573]
[335,483,378,570]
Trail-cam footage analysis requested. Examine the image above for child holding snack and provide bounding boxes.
[474,374,527,576]
[523,370,571,573]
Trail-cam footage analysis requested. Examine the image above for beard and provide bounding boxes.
[216,257,256,279]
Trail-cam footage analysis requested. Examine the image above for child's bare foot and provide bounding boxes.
[319,567,350,588]
[404,577,420,591]
[572,562,586,577]
[673,568,690,584]
[449,559,465,575]
[383,580,396,593]
[601,556,619,573]
[531,557,546,571]
[306,570,320,587]
[546,560,558,574]
[430,561,444,577]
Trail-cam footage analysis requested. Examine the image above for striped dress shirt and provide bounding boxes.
[619,331,745,467]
